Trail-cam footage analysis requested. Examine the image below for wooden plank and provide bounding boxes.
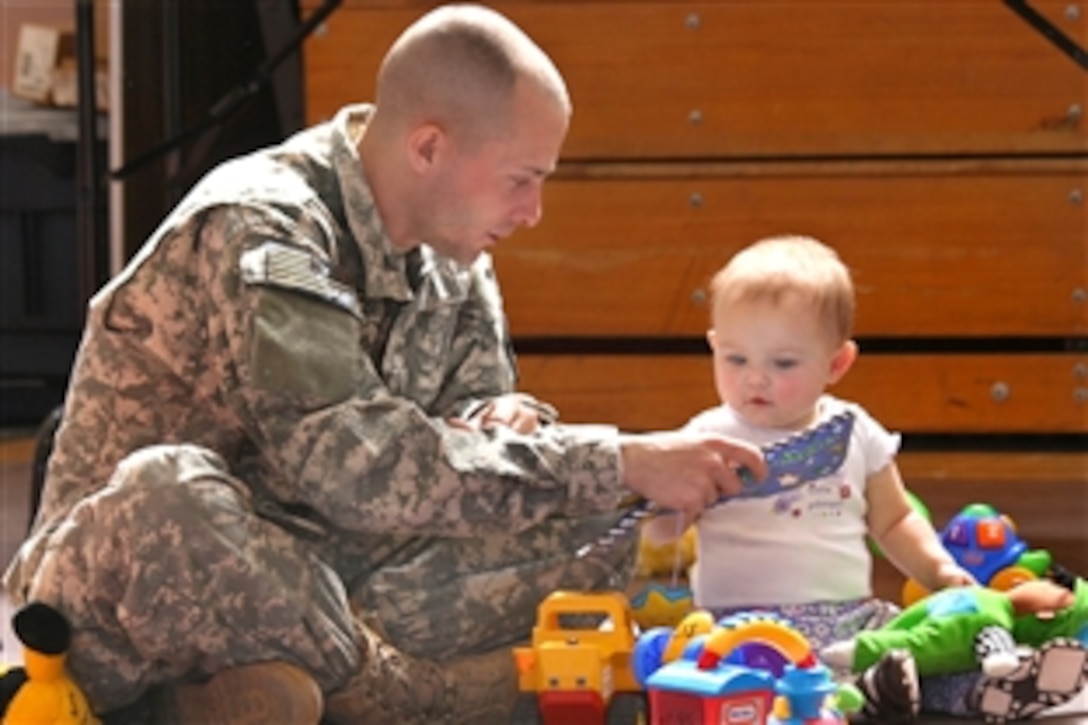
[515,353,1088,433]
[302,1,1088,158]
[492,166,1088,337]
[902,477,1087,550]
[897,451,1087,486]
[0,437,33,465]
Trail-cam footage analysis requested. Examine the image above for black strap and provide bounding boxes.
[111,0,343,179]
[1004,0,1088,70]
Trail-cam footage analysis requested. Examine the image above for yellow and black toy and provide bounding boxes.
[0,601,99,725]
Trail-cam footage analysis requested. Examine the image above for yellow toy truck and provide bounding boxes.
[511,591,647,724]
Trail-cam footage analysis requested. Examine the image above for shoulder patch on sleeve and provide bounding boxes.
[240,240,361,318]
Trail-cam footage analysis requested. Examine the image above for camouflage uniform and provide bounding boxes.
[3,105,635,716]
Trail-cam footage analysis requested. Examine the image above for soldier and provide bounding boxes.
[4,4,765,724]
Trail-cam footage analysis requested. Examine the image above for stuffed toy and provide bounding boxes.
[631,525,697,628]
[821,577,1088,722]
[821,577,1088,678]
[635,522,696,579]
[0,602,99,725]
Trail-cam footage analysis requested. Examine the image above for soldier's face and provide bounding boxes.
[422,82,568,265]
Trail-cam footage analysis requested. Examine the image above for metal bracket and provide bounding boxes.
[1004,0,1088,70]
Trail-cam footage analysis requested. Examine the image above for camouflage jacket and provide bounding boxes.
[5,104,624,595]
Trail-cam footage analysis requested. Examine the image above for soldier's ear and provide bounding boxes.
[407,123,446,173]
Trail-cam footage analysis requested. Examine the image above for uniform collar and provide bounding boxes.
[329,104,472,309]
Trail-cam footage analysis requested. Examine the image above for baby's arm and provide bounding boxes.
[866,461,976,591]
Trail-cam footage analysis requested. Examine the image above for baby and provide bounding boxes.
[642,234,974,720]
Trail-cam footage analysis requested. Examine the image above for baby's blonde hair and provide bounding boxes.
[709,235,855,341]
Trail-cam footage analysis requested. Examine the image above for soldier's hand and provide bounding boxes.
[457,393,558,434]
[618,432,766,520]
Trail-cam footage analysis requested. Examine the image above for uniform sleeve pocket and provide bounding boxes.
[250,288,364,402]
[240,239,366,402]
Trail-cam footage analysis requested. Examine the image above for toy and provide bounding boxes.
[768,663,856,725]
[510,591,646,724]
[631,524,695,630]
[902,503,1053,606]
[628,582,694,630]
[631,609,717,687]
[634,611,859,725]
[0,601,99,725]
[821,577,1088,720]
[634,525,695,580]
[824,578,1088,677]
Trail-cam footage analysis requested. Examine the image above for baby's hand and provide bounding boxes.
[934,561,977,589]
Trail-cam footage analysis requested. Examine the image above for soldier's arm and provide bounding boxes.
[199,206,628,537]
[428,255,519,415]
[426,256,560,435]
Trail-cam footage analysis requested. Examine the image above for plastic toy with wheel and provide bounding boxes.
[511,591,647,725]
[902,503,1053,606]
[631,610,717,688]
[633,611,858,724]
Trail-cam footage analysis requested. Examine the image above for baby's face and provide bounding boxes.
[708,296,851,430]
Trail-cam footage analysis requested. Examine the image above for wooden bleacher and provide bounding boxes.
[301,1,1087,569]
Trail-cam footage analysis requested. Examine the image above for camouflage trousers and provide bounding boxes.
[21,443,637,715]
